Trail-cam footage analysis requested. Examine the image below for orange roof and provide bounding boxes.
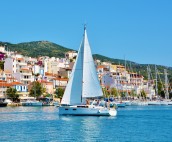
[97,65,105,69]
[45,72,58,77]
[0,82,11,87]
[117,65,125,67]
[10,82,22,85]
[17,58,24,61]
[0,82,23,87]
[54,78,68,81]
[45,72,53,76]
[0,80,7,83]
[39,80,48,83]
[39,80,53,85]
[4,70,12,74]
[7,77,16,80]
[20,68,29,71]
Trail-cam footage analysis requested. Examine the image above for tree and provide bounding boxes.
[157,82,163,96]
[0,61,4,70]
[120,91,126,98]
[70,59,73,62]
[102,88,110,98]
[130,90,137,98]
[54,88,64,100]
[6,87,19,102]
[110,88,118,97]
[29,81,45,99]
[140,90,146,99]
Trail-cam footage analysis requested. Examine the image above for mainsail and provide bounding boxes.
[61,27,103,105]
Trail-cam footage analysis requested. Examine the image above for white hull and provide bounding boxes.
[131,101,148,106]
[160,101,169,105]
[59,105,117,116]
[123,101,131,106]
[168,102,172,105]
[148,101,168,105]
[21,101,42,106]
[113,102,126,107]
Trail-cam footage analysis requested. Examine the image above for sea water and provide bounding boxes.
[0,106,172,142]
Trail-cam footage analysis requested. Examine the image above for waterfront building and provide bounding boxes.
[53,77,68,89]
[39,80,54,95]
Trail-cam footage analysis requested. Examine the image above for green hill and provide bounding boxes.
[0,41,73,58]
[0,41,172,82]
[93,54,172,81]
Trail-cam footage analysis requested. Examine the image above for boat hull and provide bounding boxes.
[148,101,168,105]
[21,102,42,106]
[123,101,131,106]
[168,102,172,105]
[0,102,8,107]
[114,102,126,107]
[59,106,117,116]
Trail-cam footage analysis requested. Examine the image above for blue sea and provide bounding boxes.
[0,106,172,142]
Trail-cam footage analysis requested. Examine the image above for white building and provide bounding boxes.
[4,57,17,73]
[0,46,5,53]
[13,68,33,85]
[65,51,77,60]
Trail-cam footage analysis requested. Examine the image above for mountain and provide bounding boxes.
[0,41,73,58]
[0,41,172,81]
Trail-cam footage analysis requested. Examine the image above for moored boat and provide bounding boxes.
[113,101,126,107]
[123,100,131,106]
[148,101,161,105]
[0,98,7,107]
[20,97,42,106]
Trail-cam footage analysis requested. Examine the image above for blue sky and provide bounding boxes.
[0,0,172,66]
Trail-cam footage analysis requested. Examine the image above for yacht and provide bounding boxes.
[59,26,117,116]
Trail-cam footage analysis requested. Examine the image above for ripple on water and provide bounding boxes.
[0,106,172,142]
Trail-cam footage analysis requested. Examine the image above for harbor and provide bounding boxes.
[1,0,172,141]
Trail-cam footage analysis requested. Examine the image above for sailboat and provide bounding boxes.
[59,26,117,116]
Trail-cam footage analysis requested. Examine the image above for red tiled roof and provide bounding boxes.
[54,78,68,81]
[0,82,23,87]
[97,65,105,69]
[17,58,24,61]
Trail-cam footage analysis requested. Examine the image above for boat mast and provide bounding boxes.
[34,64,36,99]
[81,25,86,103]
[155,65,158,97]
[124,55,128,98]
[164,69,169,99]
[147,65,152,100]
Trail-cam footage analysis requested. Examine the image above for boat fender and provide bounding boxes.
[98,110,101,113]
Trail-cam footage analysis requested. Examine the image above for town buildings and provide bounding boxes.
[0,46,155,99]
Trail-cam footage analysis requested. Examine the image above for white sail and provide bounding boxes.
[82,29,103,98]
[61,41,84,105]
[61,27,103,105]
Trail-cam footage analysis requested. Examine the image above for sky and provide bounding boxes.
[0,0,172,66]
